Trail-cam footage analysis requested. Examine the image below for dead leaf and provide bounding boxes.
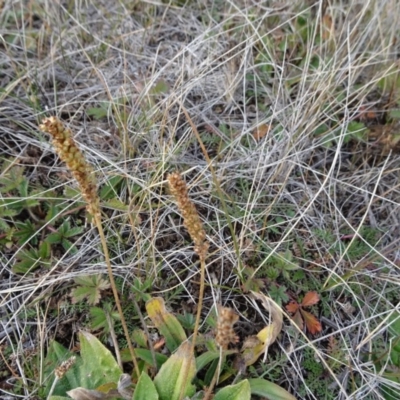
[321,14,334,41]
[300,309,322,335]
[301,291,320,307]
[292,310,304,331]
[250,291,283,362]
[286,301,300,313]
[153,337,166,351]
[67,388,111,400]
[117,373,133,399]
[252,124,271,141]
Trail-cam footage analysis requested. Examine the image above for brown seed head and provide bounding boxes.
[167,172,208,260]
[54,356,76,379]
[40,117,100,217]
[215,305,239,349]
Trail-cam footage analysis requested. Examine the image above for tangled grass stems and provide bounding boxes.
[39,116,140,377]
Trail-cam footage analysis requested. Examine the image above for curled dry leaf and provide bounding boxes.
[244,291,283,363]
[66,374,133,400]
[67,387,113,400]
[117,373,133,399]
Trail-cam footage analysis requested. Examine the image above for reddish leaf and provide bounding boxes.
[300,309,322,334]
[286,301,300,313]
[301,291,320,307]
[252,124,272,141]
[292,310,304,331]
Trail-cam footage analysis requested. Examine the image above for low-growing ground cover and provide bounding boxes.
[1,1,400,399]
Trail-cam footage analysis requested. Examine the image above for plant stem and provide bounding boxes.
[191,257,206,353]
[94,212,140,377]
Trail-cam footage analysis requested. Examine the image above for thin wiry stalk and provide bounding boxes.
[39,117,140,377]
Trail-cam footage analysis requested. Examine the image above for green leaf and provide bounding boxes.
[88,303,120,333]
[45,202,63,222]
[346,121,368,142]
[389,109,400,120]
[120,348,168,368]
[89,307,108,331]
[71,286,100,306]
[204,358,219,387]
[0,159,25,192]
[195,349,236,372]
[44,341,81,396]
[103,198,128,211]
[18,178,29,197]
[132,329,148,348]
[150,79,169,95]
[12,256,39,274]
[14,220,39,245]
[64,226,84,237]
[388,312,400,353]
[0,218,11,232]
[195,350,221,371]
[71,275,110,305]
[377,69,400,93]
[248,378,297,400]
[0,204,19,219]
[133,372,159,400]
[137,348,168,368]
[44,333,122,397]
[87,105,108,120]
[154,341,196,400]
[61,238,76,254]
[100,175,124,200]
[38,241,51,259]
[58,220,71,234]
[388,312,400,337]
[214,380,251,400]
[78,331,122,389]
[12,247,51,274]
[64,186,82,199]
[46,232,62,244]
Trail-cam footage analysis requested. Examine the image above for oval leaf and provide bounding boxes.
[248,378,297,400]
[300,309,322,335]
[133,372,159,400]
[153,341,196,400]
[79,331,122,389]
[301,291,320,307]
[214,379,251,400]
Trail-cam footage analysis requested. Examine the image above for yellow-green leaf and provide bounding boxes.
[133,372,159,400]
[153,341,196,400]
[146,297,187,351]
[249,378,297,400]
[214,379,251,400]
